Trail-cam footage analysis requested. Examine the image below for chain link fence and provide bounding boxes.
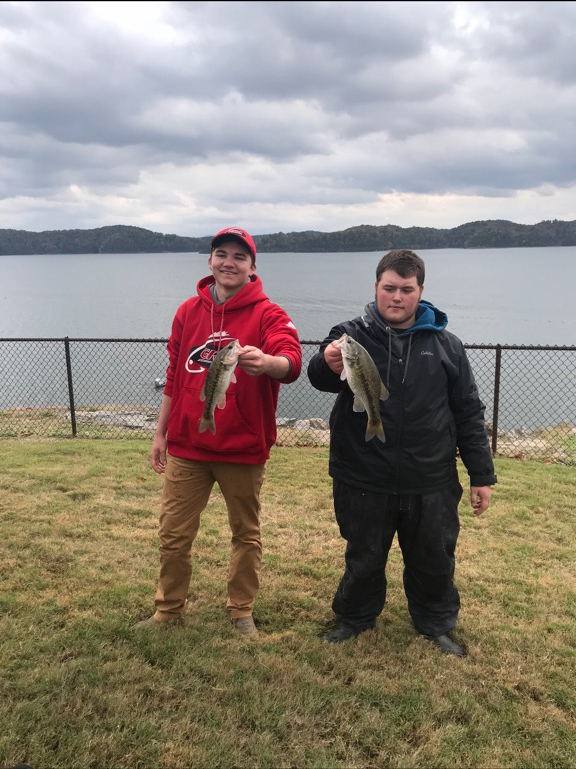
[1,338,574,465]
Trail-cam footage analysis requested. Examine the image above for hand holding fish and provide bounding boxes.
[237,345,272,376]
[323,340,344,375]
[238,346,291,379]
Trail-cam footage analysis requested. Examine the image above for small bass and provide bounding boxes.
[334,333,389,442]
[198,339,242,435]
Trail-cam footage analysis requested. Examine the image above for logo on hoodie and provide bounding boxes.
[185,331,236,373]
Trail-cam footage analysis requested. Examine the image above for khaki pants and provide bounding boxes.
[153,454,266,620]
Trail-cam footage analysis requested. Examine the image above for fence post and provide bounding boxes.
[64,337,77,437]
[492,345,502,455]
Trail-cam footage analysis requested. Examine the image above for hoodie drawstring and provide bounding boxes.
[210,302,225,352]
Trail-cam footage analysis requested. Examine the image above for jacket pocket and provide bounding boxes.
[169,386,260,453]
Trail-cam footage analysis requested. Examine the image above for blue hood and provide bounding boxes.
[404,299,448,334]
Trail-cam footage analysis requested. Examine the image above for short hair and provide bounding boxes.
[375,249,425,286]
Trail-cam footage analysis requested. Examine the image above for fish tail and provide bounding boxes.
[365,420,386,443]
[199,415,216,434]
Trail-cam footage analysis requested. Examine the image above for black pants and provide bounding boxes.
[331,478,463,637]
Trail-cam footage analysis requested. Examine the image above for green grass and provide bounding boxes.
[0,439,575,769]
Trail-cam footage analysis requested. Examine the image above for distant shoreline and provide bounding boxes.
[1,218,576,255]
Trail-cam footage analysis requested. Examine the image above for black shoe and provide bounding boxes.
[323,624,369,644]
[423,633,466,657]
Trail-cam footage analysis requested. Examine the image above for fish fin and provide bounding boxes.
[217,395,227,410]
[340,370,347,381]
[230,372,237,383]
[365,421,386,443]
[199,386,206,403]
[352,397,366,413]
[199,415,215,434]
[380,383,390,401]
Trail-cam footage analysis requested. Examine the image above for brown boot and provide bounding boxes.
[231,616,258,637]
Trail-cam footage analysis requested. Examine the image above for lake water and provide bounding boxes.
[1,247,574,433]
[2,246,575,345]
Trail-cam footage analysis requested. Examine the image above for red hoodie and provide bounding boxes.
[164,274,302,464]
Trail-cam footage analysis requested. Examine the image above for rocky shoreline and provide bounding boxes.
[68,408,574,464]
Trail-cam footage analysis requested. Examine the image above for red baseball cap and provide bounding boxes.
[211,227,256,263]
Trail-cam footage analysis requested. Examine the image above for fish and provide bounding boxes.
[333,333,389,442]
[198,339,242,434]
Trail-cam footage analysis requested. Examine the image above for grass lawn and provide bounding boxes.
[0,439,574,769]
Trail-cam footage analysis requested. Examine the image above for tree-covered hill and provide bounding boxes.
[1,219,576,255]
[0,225,210,256]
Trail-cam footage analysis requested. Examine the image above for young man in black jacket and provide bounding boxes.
[307,249,496,656]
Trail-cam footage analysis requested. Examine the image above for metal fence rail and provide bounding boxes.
[1,338,574,465]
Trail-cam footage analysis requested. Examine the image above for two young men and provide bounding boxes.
[136,227,302,637]
[139,238,495,655]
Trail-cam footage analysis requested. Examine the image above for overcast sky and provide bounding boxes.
[2,0,576,238]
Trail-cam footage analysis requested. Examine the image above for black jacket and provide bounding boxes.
[307,301,497,494]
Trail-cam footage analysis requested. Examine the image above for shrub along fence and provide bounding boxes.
[0,338,574,465]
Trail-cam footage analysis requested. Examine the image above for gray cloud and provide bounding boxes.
[1,0,575,236]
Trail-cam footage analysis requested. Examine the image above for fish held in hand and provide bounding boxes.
[199,339,242,435]
[334,333,389,442]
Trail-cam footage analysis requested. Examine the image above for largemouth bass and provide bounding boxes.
[198,339,242,435]
[334,333,389,442]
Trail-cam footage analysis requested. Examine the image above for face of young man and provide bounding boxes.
[208,240,254,298]
[375,269,423,329]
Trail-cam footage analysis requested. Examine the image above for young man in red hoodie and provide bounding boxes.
[135,227,302,637]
